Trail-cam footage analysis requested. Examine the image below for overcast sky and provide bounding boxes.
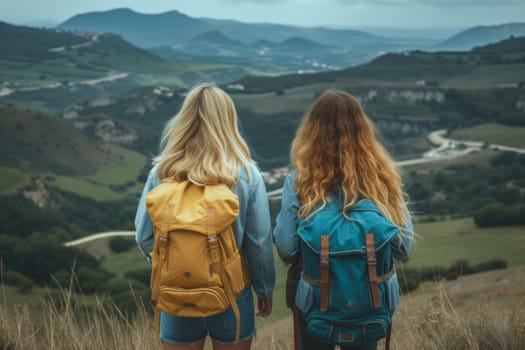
[1,0,524,31]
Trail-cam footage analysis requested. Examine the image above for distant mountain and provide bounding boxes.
[175,31,338,58]
[58,8,427,52]
[59,8,214,47]
[272,36,336,54]
[437,23,525,50]
[190,30,245,47]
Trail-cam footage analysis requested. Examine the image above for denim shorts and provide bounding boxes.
[159,287,256,345]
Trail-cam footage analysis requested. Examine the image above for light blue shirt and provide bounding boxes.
[273,172,414,265]
[135,162,276,301]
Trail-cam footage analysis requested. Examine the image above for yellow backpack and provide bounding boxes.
[146,180,250,342]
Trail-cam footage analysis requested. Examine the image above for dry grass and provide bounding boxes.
[2,266,524,350]
[0,281,158,350]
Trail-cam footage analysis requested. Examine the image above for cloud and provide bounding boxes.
[337,0,520,5]
[221,0,286,3]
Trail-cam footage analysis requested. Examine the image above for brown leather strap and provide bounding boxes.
[292,305,300,350]
[377,267,395,283]
[320,235,329,312]
[207,207,220,274]
[302,268,394,287]
[151,223,169,301]
[385,324,392,350]
[158,223,169,261]
[302,273,321,286]
[366,233,381,309]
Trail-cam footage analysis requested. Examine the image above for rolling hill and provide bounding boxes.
[0,21,251,112]
[437,22,525,50]
[471,35,525,54]
[0,21,86,61]
[232,35,525,93]
[0,105,110,174]
[59,8,214,48]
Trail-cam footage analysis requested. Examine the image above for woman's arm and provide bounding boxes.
[391,214,414,262]
[242,171,276,302]
[273,174,301,265]
[134,165,160,261]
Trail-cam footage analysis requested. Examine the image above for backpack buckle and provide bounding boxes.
[208,235,219,248]
[367,255,377,265]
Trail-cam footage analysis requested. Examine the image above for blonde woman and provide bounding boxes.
[135,83,275,350]
[274,90,414,350]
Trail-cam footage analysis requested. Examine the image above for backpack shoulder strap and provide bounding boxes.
[366,233,381,309]
[320,235,329,312]
[206,206,242,343]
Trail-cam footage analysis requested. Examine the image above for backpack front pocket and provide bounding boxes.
[306,316,390,345]
[157,286,229,317]
[223,252,248,295]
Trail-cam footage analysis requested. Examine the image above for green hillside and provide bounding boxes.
[450,123,525,148]
[0,21,248,97]
[0,105,148,201]
[233,36,525,92]
[472,35,525,54]
[0,21,84,61]
[0,105,110,174]
[403,218,525,269]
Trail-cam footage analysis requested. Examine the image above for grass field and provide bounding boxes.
[0,166,29,193]
[1,216,524,349]
[43,144,147,201]
[443,63,525,89]
[404,217,525,269]
[2,264,523,350]
[450,123,525,148]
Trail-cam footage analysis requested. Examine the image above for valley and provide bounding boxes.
[0,8,524,349]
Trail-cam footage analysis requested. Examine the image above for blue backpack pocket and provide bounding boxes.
[385,272,399,312]
[306,315,390,345]
[295,276,314,314]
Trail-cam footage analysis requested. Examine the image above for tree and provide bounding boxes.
[108,237,135,253]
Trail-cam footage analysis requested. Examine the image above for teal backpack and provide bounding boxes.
[296,198,400,348]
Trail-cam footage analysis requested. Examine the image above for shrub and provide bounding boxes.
[474,203,525,227]
[75,266,113,294]
[124,268,151,287]
[420,266,446,282]
[447,259,475,277]
[2,270,34,293]
[399,269,421,293]
[474,259,507,273]
[108,236,135,253]
[103,278,151,314]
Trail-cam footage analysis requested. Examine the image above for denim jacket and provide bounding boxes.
[273,172,414,265]
[135,162,275,301]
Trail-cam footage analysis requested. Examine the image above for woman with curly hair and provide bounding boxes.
[274,89,414,350]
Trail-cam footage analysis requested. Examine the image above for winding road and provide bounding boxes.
[65,128,524,247]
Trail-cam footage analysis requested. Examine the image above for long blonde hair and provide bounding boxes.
[154,83,252,187]
[291,90,408,227]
